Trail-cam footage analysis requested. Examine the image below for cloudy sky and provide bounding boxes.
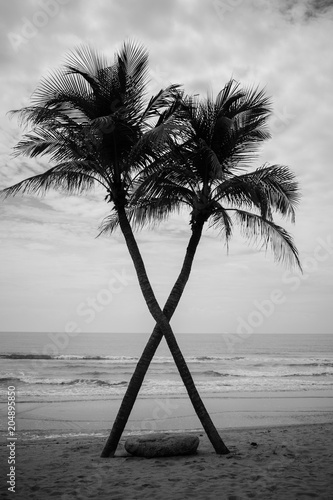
[0,0,332,335]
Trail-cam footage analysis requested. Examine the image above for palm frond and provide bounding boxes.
[115,40,149,119]
[141,84,183,123]
[232,209,301,269]
[215,79,244,116]
[65,44,109,78]
[254,165,300,221]
[130,197,182,229]
[208,205,233,246]
[179,82,273,177]
[213,164,300,221]
[118,40,149,90]
[11,124,97,164]
[132,163,194,207]
[97,212,120,236]
[1,161,106,199]
[31,67,94,114]
[98,195,181,235]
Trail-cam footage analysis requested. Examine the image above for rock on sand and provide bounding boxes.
[125,432,200,458]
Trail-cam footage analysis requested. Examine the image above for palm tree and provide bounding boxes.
[99,79,301,457]
[1,42,230,455]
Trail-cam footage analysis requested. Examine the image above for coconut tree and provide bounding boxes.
[1,42,230,455]
[100,79,301,456]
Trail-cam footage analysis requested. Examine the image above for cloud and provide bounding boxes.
[280,0,333,21]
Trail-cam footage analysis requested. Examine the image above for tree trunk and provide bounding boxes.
[101,211,229,457]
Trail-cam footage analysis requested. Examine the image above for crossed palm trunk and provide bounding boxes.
[101,209,229,457]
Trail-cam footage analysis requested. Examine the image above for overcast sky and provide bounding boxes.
[0,0,332,335]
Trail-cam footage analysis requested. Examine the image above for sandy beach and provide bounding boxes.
[1,422,333,499]
[1,393,333,499]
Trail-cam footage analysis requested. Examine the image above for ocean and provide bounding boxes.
[1,332,333,402]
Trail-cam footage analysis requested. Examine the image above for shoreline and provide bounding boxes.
[0,390,332,438]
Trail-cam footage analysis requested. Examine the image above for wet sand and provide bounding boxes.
[5,390,333,434]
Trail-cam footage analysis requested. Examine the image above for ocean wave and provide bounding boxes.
[55,355,138,362]
[252,360,333,368]
[1,376,332,398]
[0,354,53,360]
[0,353,245,363]
[1,368,332,389]
[58,378,128,387]
[202,370,234,377]
[5,352,330,367]
[78,371,111,376]
[191,356,245,362]
[0,375,128,387]
[0,376,22,384]
[0,353,139,361]
[287,362,333,368]
[282,372,333,378]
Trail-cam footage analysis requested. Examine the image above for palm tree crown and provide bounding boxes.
[124,79,301,269]
[2,42,182,210]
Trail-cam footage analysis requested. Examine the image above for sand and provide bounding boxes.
[0,422,333,499]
